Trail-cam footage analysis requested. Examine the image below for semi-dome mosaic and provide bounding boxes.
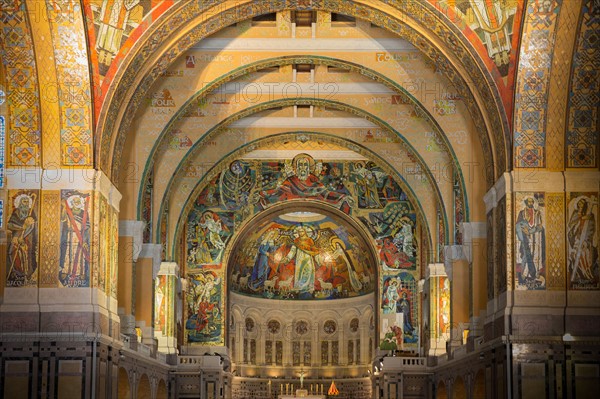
[229,211,376,300]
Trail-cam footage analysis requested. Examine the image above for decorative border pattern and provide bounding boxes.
[514,0,562,168]
[46,1,93,166]
[546,193,565,289]
[0,0,41,166]
[40,190,60,287]
[566,0,599,168]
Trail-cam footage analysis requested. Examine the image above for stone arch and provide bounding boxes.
[98,0,508,183]
[453,376,467,399]
[473,369,485,399]
[137,54,477,199]
[156,379,168,399]
[117,367,131,399]
[437,380,448,399]
[137,373,151,399]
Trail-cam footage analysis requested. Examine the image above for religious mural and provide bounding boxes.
[59,190,92,288]
[185,269,223,344]
[6,190,39,287]
[380,272,418,350]
[184,154,419,346]
[567,193,599,290]
[229,215,375,300]
[515,192,546,290]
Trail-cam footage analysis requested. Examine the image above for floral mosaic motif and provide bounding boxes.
[515,193,546,290]
[323,320,337,334]
[566,0,599,168]
[567,192,599,290]
[295,320,309,336]
[185,270,223,345]
[267,319,281,334]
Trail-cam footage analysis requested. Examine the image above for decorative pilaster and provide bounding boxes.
[155,261,179,355]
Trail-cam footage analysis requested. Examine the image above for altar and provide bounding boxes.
[278,388,325,398]
[279,396,325,399]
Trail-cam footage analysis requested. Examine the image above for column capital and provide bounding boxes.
[427,263,446,278]
[140,244,162,279]
[158,262,179,276]
[119,220,146,262]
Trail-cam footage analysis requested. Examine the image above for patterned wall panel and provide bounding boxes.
[567,192,599,290]
[0,0,41,166]
[566,0,599,168]
[514,0,562,168]
[45,1,93,166]
[496,196,507,295]
[39,190,61,287]
[546,193,565,289]
[545,0,581,170]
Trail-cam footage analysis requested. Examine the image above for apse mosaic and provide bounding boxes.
[183,154,420,345]
[567,192,599,290]
[229,214,376,300]
[515,192,546,290]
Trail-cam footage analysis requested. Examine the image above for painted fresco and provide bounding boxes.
[6,190,39,287]
[568,193,599,290]
[187,210,234,267]
[359,203,417,271]
[59,190,91,288]
[380,272,418,350]
[89,0,151,76]
[257,154,353,214]
[515,193,546,290]
[185,269,223,345]
[229,214,375,300]
[184,155,419,346]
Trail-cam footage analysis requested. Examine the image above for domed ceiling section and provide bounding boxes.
[229,210,376,300]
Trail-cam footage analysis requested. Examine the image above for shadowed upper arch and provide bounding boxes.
[96,0,509,184]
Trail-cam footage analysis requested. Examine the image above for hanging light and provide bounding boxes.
[328,380,339,396]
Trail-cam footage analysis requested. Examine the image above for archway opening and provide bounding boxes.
[117,368,130,399]
[137,374,151,399]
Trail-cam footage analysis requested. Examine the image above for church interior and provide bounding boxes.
[0,1,598,398]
